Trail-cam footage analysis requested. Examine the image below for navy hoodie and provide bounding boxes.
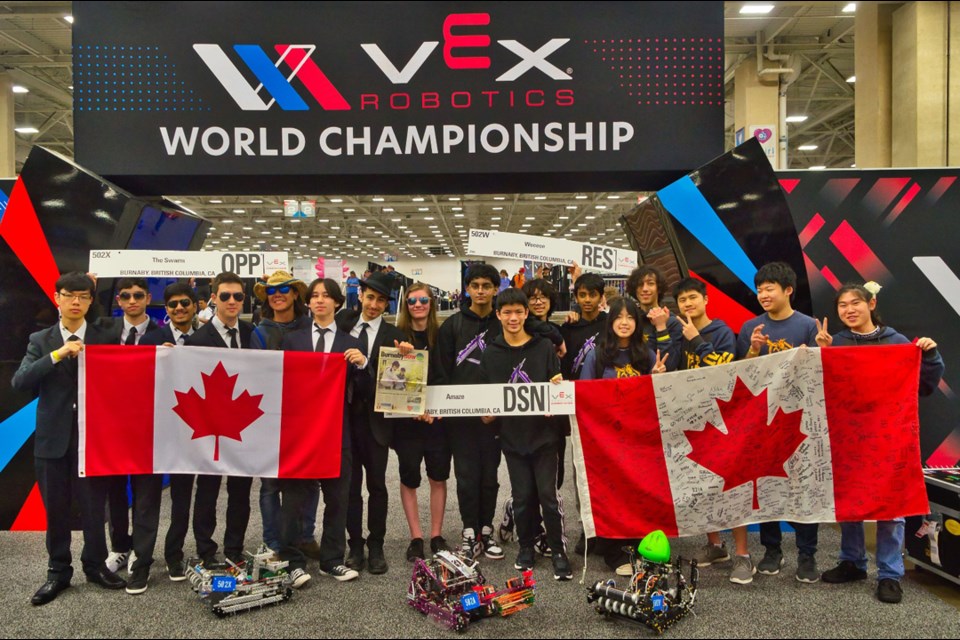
[832,326,945,396]
[680,319,736,370]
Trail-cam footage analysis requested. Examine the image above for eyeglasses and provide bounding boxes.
[529,295,549,303]
[406,296,431,306]
[118,291,146,301]
[468,283,495,292]
[57,291,92,302]
[266,285,292,296]
[166,299,194,309]
[219,292,245,303]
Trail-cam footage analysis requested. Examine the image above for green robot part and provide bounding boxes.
[637,530,671,564]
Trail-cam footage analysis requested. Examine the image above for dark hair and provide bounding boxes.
[574,273,605,296]
[396,282,439,348]
[56,271,96,296]
[834,283,882,327]
[163,282,198,305]
[626,266,666,305]
[261,289,308,320]
[496,287,528,310]
[466,263,501,288]
[117,277,149,292]
[500,269,508,277]
[596,297,650,377]
[754,262,797,292]
[306,278,345,310]
[213,271,244,293]
[521,278,558,319]
[672,277,707,299]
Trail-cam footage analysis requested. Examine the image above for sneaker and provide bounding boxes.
[821,560,867,584]
[319,565,359,582]
[406,538,425,562]
[552,552,573,581]
[796,554,819,583]
[289,568,311,589]
[367,547,388,575]
[430,536,451,554]
[515,546,536,571]
[615,563,633,577]
[729,555,756,585]
[167,561,186,582]
[346,545,365,572]
[125,568,148,595]
[757,547,784,575]
[498,499,515,544]
[876,578,903,604]
[461,528,481,560]
[127,550,137,573]
[534,530,553,558]
[297,539,323,562]
[106,551,129,574]
[693,543,730,566]
[481,526,505,560]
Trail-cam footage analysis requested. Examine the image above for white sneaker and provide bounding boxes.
[481,526,505,560]
[289,568,311,589]
[106,551,129,574]
[615,563,633,577]
[460,528,480,560]
[127,550,137,573]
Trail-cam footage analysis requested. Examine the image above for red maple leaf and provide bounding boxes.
[684,377,805,511]
[172,362,264,462]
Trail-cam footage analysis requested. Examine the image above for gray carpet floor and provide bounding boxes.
[2,453,958,639]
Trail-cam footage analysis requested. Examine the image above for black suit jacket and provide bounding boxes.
[335,310,406,447]
[184,319,263,349]
[281,326,365,450]
[139,324,176,346]
[96,316,159,344]
[11,322,114,459]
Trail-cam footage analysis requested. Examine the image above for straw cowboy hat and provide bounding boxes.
[253,269,308,301]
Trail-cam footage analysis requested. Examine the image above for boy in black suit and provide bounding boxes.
[12,272,126,605]
[185,272,264,565]
[277,278,368,585]
[336,271,409,574]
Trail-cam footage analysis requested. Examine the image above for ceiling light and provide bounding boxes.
[842,3,856,13]
[809,165,827,170]
[383,208,394,212]
[739,4,775,15]
[343,208,355,212]
[14,126,38,134]
[585,215,597,220]
[221,219,233,224]
[232,209,245,214]
[534,195,547,200]
[209,199,223,204]
[797,144,818,151]
[846,75,856,83]
[595,205,607,210]
[449,196,460,201]
[575,194,588,199]
[412,197,425,202]
[242,226,253,230]
[64,15,74,23]
[12,85,29,94]
[607,195,621,199]
[785,115,808,123]
[271,209,283,213]
[250,199,263,204]
[254,219,267,223]
[494,196,506,200]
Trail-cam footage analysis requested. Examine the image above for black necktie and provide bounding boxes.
[65,335,81,374]
[226,327,238,349]
[125,326,138,345]
[358,322,370,357]
[315,326,328,353]
[178,334,186,345]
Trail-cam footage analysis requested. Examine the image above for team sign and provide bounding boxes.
[89,250,289,278]
[424,382,577,417]
[468,229,638,275]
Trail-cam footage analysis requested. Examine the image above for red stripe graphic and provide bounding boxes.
[778,178,800,195]
[10,483,46,531]
[926,176,957,205]
[926,426,960,468]
[829,220,893,282]
[798,213,825,248]
[275,45,351,111]
[862,177,910,218]
[0,178,60,305]
[689,270,755,334]
[82,346,155,475]
[819,264,842,290]
[883,182,921,226]
[820,178,860,207]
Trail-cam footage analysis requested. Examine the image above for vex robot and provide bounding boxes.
[186,546,293,617]
[407,550,536,631]
[587,531,699,635]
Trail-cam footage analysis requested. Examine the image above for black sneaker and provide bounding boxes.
[406,538,425,562]
[319,565,359,582]
[346,545,365,572]
[125,568,149,595]
[368,546,388,575]
[877,578,903,603]
[481,526,505,560]
[514,546,536,571]
[757,547,784,575]
[821,560,867,584]
[167,560,186,582]
[795,554,819,584]
[430,536,451,554]
[552,552,573,581]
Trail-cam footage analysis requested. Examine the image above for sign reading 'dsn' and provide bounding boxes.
[73,1,723,194]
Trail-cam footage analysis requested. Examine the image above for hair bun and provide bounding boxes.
[864,281,882,296]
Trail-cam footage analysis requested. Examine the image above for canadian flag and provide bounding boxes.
[571,345,929,538]
[79,345,346,479]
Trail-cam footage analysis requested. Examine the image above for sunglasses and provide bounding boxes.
[406,296,431,306]
[118,291,146,301]
[266,285,293,296]
[219,292,245,303]
[166,299,194,309]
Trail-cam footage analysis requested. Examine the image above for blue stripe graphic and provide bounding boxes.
[657,176,758,290]
[234,45,308,111]
[0,188,9,225]
[0,399,37,472]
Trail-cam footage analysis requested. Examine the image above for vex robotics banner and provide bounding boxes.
[72,1,724,194]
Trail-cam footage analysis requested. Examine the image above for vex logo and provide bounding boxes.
[194,44,352,111]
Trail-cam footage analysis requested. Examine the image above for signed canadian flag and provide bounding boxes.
[79,345,346,479]
[571,345,929,538]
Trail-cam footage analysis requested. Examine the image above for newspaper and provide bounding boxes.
[374,347,428,415]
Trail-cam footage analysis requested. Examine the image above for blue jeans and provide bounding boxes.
[759,521,819,557]
[838,519,905,580]
[346,291,359,311]
[260,479,320,549]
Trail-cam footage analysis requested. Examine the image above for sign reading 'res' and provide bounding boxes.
[73,2,724,194]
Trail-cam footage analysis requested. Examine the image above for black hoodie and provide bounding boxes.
[560,312,607,380]
[479,334,562,455]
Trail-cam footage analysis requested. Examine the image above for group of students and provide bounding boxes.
[14,259,944,607]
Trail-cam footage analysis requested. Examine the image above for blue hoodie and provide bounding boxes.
[680,319,736,370]
[832,325,945,396]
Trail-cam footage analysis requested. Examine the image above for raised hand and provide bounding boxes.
[815,317,833,348]
[652,349,668,374]
[677,313,699,341]
[344,348,367,367]
[57,339,84,360]
[647,306,670,331]
[394,339,415,356]
[748,324,768,356]
[916,337,938,352]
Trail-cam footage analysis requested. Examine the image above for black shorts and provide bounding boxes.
[392,421,451,488]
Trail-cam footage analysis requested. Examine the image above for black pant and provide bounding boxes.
[447,417,501,532]
[128,474,163,572]
[760,521,819,557]
[164,474,195,566]
[35,450,109,582]
[106,475,132,553]
[193,475,253,562]
[347,412,388,549]
[504,445,566,553]
[280,448,351,572]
